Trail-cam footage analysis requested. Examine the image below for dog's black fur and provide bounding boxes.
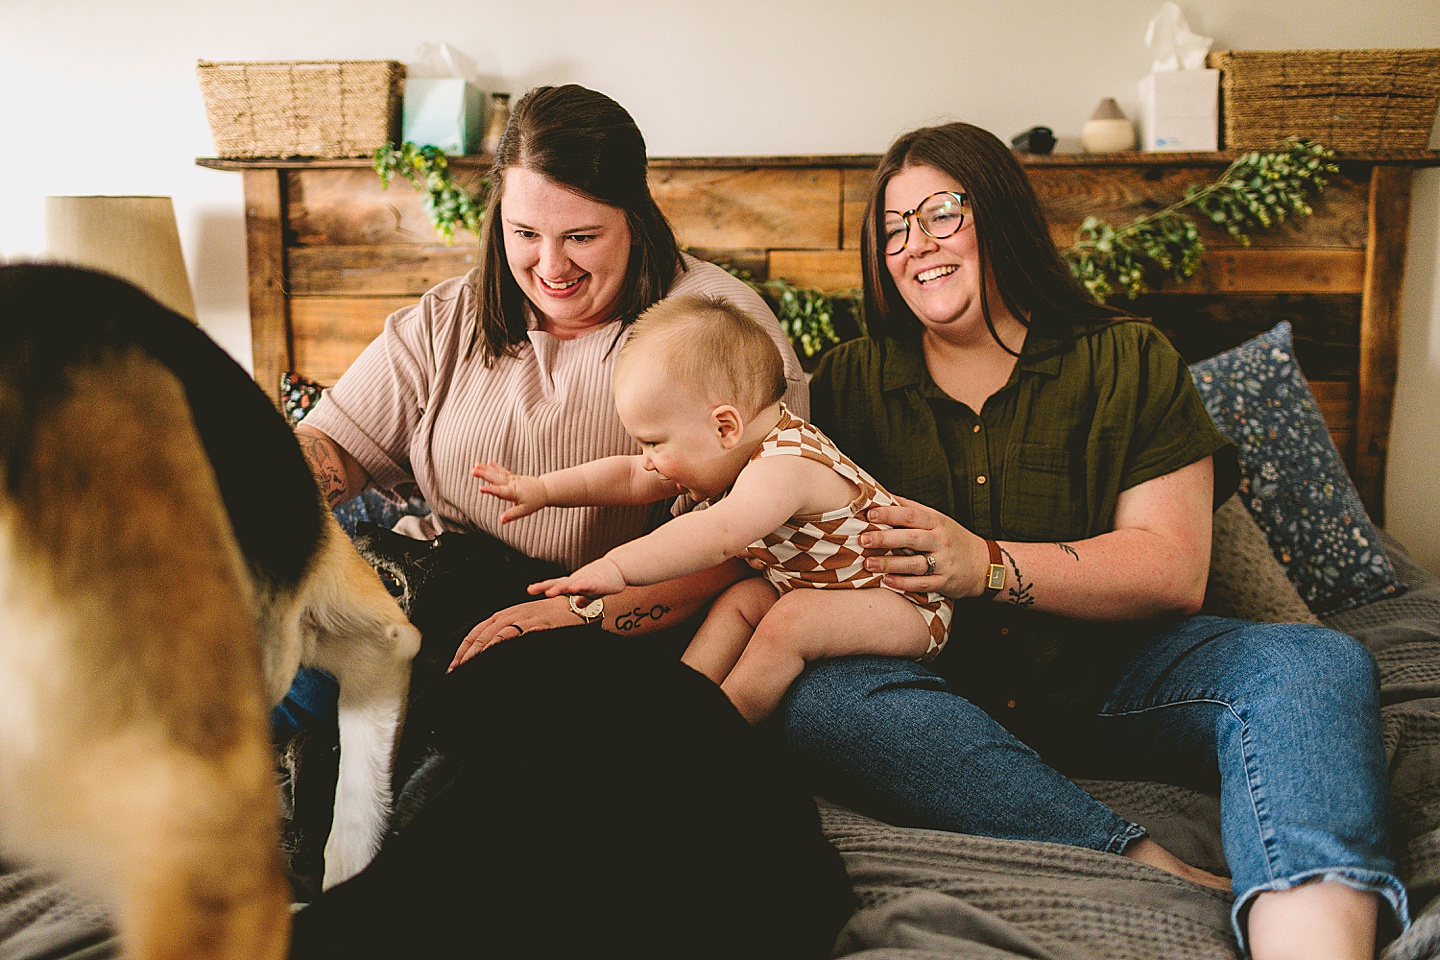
[1,265,320,592]
[287,527,857,959]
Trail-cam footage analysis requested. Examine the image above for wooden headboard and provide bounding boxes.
[199,148,1440,524]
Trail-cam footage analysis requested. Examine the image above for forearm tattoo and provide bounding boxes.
[1000,547,1035,608]
[1055,542,1080,561]
[615,604,672,632]
[297,434,349,507]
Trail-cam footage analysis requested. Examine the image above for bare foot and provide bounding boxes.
[1122,837,1231,891]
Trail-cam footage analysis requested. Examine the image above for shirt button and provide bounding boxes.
[1000,627,1010,635]
[1006,699,1018,709]
[976,475,987,485]
[972,423,981,434]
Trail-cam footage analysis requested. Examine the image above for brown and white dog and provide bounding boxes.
[0,264,421,960]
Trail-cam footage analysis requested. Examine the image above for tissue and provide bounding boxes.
[1146,1,1212,71]
[402,42,483,154]
[1137,3,1220,151]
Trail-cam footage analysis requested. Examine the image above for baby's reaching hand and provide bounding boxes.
[474,460,548,523]
[528,557,627,601]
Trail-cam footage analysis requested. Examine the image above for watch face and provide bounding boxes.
[572,596,604,619]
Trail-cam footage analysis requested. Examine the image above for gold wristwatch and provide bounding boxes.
[569,595,604,625]
[982,539,1006,599]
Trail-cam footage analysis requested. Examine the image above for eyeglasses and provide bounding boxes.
[883,191,968,255]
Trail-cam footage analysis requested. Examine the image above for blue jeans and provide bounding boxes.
[780,615,1409,952]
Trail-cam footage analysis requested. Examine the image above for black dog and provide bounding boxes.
[287,526,857,959]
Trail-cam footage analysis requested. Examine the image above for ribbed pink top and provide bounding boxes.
[303,255,809,571]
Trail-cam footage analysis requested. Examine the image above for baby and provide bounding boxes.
[475,293,952,722]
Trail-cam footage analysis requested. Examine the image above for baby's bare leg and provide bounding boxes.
[681,577,779,683]
[723,588,933,724]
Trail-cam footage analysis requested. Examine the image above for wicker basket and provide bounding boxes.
[197,59,405,159]
[1207,49,1440,151]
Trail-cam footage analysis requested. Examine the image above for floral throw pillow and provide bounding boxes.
[1189,322,1401,615]
[280,371,325,426]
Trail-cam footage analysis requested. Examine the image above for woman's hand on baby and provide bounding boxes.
[447,596,575,673]
[528,557,627,600]
[860,495,992,598]
[473,460,548,523]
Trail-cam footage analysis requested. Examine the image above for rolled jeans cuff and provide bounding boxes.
[1231,868,1410,957]
[1106,821,1149,856]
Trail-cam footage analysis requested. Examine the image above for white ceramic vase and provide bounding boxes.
[1081,98,1136,153]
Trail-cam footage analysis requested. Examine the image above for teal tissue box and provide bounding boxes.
[402,78,482,154]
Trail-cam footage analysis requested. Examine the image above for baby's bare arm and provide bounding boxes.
[475,455,678,522]
[604,457,813,586]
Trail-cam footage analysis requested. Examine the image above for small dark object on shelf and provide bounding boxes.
[1010,125,1056,154]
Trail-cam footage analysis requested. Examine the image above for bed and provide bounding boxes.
[4,148,1440,958]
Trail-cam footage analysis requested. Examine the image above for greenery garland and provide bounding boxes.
[374,142,490,244]
[712,263,863,358]
[373,138,1335,354]
[1063,138,1337,301]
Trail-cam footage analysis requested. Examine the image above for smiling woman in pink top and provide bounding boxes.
[296,84,807,659]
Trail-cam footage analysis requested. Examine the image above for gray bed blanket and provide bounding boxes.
[5,534,1440,959]
[827,531,1440,959]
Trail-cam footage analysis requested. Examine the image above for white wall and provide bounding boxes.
[3,0,1439,570]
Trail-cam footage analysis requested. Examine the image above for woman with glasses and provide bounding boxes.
[781,121,1404,960]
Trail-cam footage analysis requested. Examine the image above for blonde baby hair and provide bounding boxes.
[618,293,786,419]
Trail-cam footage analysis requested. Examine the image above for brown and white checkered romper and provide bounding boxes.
[742,405,953,659]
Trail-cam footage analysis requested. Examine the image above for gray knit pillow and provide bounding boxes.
[1204,495,1321,625]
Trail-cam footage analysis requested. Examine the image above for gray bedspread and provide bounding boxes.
[827,531,1440,959]
[5,534,1440,959]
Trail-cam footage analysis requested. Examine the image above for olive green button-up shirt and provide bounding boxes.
[809,320,1239,751]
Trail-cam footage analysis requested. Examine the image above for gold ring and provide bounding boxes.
[924,554,937,576]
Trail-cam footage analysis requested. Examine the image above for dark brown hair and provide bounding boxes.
[618,293,787,419]
[860,122,1125,350]
[475,84,685,362]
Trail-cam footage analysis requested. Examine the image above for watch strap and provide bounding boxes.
[983,539,1006,599]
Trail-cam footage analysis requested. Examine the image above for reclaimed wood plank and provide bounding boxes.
[1144,248,1366,295]
[1134,292,1361,379]
[199,149,1440,173]
[287,166,488,246]
[767,250,863,292]
[289,245,478,296]
[1354,166,1414,524]
[650,167,842,251]
[241,169,289,405]
[683,248,768,279]
[841,168,875,251]
[290,296,411,385]
[1309,378,1358,466]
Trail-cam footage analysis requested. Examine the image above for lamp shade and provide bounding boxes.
[44,195,196,321]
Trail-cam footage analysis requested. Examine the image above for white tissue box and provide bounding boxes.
[402,78,482,154]
[1137,69,1219,151]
